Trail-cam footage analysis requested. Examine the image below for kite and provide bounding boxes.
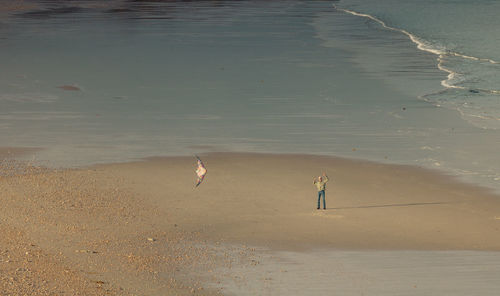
[195,155,207,187]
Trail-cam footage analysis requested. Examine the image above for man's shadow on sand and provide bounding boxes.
[327,201,448,210]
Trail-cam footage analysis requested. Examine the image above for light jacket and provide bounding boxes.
[313,175,329,191]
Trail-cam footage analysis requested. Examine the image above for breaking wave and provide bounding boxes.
[334,5,500,129]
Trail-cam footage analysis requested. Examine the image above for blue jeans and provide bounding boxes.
[317,190,326,209]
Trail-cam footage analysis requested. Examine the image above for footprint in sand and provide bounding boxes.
[311,211,344,219]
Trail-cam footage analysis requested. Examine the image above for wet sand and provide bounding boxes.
[1,152,500,294]
[0,147,40,159]
[215,249,500,295]
[0,1,39,13]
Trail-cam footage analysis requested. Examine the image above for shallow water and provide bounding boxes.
[214,249,500,296]
[1,0,500,192]
[336,0,500,130]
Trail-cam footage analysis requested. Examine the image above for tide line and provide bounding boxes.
[333,5,499,92]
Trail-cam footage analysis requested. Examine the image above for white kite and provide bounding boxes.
[195,155,207,187]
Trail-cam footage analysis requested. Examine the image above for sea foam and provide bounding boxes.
[334,4,500,130]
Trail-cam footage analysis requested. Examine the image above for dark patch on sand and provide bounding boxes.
[0,1,39,13]
[105,8,134,14]
[57,85,81,91]
[18,6,85,18]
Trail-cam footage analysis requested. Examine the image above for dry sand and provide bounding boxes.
[1,152,500,295]
[101,153,500,251]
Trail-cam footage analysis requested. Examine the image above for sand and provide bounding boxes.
[1,152,500,295]
[0,147,40,159]
[0,0,39,13]
[215,249,500,295]
[101,153,500,251]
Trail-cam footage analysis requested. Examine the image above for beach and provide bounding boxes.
[2,0,500,294]
[1,152,500,294]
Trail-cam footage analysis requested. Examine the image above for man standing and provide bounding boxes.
[313,172,329,210]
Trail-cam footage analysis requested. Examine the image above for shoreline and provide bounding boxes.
[0,146,41,159]
[7,145,500,196]
[3,1,500,293]
[214,248,500,296]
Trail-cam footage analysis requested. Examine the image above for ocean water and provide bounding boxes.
[1,0,500,192]
[335,0,500,130]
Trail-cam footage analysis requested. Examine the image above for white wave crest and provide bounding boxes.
[334,5,500,93]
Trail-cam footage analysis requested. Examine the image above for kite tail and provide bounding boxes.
[195,176,205,187]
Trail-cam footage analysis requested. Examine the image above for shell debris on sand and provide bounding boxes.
[0,159,274,295]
